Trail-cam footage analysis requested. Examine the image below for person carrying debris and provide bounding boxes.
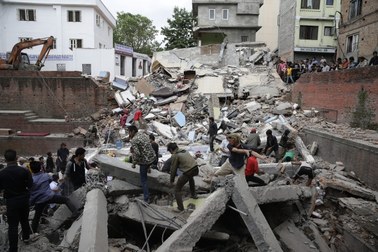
[63,147,92,195]
[214,134,266,178]
[167,142,199,212]
[29,161,78,233]
[128,125,156,203]
[245,128,261,151]
[291,161,314,187]
[208,117,218,152]
[264,130,279,162]
[0,149,33,252]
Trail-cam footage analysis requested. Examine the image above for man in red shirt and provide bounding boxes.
[245,155,266,186]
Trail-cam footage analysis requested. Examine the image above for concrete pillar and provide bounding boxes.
[156,187,232,252]
[232,176,283,252]
[78,189,108,252]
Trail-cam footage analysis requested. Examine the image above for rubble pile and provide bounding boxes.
[1,43,377,252]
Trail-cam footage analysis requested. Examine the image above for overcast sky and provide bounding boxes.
[101,0,193,42]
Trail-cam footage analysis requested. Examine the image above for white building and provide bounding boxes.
[256,0,280,51]
[0,0,150,79]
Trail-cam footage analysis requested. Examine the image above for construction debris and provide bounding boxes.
[1,42,377,252]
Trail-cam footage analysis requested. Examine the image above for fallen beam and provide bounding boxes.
[249,185,313,204]
[93,154,210,193]
[295,136,315,164]
[259,162,296,175]
[320,178,376,201]
[232,176,283,252]
[78,189,108,252]
[156,187,232,252]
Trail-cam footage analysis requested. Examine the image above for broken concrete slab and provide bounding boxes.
[60,216,83,248]
[118,200,187,230]
[306,222,333,252]
[107,179,142,196]
[134,78,155,96]
[194,76,225,94]
[93,154,210,193]
[231,176,283,252]
[275,220,318,252]
[249,185,313,205]
[154,95,178,106]
[320,177,376,201]
[79,189,108,252]
[156,187,232,252]
[152,121,178,139]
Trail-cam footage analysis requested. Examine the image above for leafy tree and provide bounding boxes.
[161,7,196,50]
[114,12,161,55]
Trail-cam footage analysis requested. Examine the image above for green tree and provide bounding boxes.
[114,12,161,55]
[161,7,196,50]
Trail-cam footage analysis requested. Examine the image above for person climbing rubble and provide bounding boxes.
[127,125,156,203]
[291,161,314,186]
[29,161,78,233]
[167,142,199,212]
[264,129,279,162]
[213,133,266,178]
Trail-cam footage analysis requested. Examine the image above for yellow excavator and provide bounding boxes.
[0,36,54,70]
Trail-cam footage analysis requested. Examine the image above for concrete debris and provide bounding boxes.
[2,42,378,252]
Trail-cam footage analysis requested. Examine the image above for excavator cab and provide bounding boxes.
[0,36,54,71]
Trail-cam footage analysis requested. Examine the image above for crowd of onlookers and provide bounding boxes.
[276,51,378,84]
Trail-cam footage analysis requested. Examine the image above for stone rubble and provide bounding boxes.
[1,43,377,252]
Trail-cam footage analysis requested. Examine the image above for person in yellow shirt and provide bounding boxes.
[286,65,295,84]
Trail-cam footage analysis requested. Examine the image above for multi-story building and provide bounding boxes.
[0,0,116,71]
[337,0,378,61]
[0,0,151,78]
[256,0,280,51]
[278,0,341,62]
[192,0,263,45]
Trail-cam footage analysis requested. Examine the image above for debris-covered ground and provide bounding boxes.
[1,43,377,252]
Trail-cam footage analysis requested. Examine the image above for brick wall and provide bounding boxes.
[0,71,114,118]
[291,66,378,124]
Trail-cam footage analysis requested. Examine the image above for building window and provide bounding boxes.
[300,0,320,9]
[222,9,229,20]
[57,64,66,71]
[19,37,32,42]
[68,10,81,22]
[99,43,102,48]
[299,25,318,40]
[349,0,362,19]
[241,36,248,42]
[18,9,36,21]
[70,39,83,49]
[324,26,335,36]
[108,26,111,36]
[96,14,100,26]
[346,34,359,53]
[209,9,215,20]
[326,0,334,5]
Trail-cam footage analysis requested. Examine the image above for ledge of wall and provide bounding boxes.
[301,128,378,190]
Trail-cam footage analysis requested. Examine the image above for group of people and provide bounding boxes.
[0,145,92,252]
[277,51,378,83]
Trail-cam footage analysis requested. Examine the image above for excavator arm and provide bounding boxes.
[1,36,54,70]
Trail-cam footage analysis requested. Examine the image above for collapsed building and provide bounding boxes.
[0,43,377,252]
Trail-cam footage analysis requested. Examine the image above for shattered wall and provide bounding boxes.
[0,71,112,118]
[291,66,378,124]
